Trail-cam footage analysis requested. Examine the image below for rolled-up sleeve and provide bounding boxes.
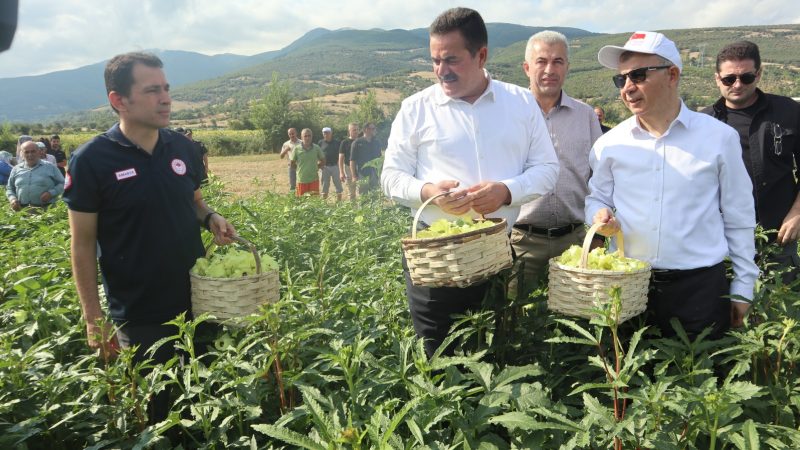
[584,143,614,224]
[718,130,758,301]
[49,165,65,198]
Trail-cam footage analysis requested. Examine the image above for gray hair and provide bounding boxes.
[525,30,569,62]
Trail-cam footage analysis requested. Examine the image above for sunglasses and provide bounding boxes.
[719,72,757,87]
[612,65,672,89]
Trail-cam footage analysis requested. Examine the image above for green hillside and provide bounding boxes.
[36,23,800,131]
[489,24,800,121]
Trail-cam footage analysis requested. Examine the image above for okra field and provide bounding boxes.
[2,178,800,449]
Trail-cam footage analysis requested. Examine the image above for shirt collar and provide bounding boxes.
[631,100,690,137]
[434,69,495,105]
[557,91,580,110]
[23,160,45,169]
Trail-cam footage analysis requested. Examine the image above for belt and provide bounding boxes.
[513,222,583,237]
[651,262,723,282]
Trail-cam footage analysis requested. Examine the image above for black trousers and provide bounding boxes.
[647,262,730,340]
[116,320,219,423]
[402,255,490,358]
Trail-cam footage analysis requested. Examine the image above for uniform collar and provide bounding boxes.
[434,69,495,105]
[104,123,175,149]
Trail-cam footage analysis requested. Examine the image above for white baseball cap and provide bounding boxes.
[322,127,332,133]
[598,31,682,73]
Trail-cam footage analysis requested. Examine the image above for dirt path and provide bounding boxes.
[208,154,291,197]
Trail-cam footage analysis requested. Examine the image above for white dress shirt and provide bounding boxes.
[382,71,559,230]
[585,102,758,301]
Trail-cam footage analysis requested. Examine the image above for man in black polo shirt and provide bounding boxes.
[350,122,381,194]
[63,52,235,422]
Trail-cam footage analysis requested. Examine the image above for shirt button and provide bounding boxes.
[762,182,767,186]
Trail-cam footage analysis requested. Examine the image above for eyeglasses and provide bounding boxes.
[612,65,673,89]
[718,72,757,87]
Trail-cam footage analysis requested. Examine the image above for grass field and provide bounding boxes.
[208,154,290,197]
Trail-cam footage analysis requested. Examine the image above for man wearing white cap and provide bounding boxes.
[586,31,758,338]
[318,126,343,201]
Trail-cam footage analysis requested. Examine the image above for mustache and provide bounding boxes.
[439,74,458,83]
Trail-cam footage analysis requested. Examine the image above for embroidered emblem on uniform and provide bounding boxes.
[171,159,187,175]
[64,173,72,189]
[115,168,137,180]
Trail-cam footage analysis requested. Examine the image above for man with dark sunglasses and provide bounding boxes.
[702,41,800,284]
[586,31,758,338]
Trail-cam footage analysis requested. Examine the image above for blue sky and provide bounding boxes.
[1,0,797,78]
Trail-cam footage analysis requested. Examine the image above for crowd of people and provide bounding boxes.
[382,8,799,357]
[1,5,796,424]
[279,121,382,199]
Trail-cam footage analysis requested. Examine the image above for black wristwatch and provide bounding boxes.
[203,211,218,230]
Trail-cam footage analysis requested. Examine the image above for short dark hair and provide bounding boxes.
[50,134,60,140]
[104,52,163,109]
[716,41,761,72]
[429,7,487,56]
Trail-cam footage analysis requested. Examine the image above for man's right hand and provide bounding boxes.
[592,207,620,237]
[422,180,472,216]
[86,320,120,362]
[10,199,20,211]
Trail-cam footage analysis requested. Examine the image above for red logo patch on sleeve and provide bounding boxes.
[171,159,187,175]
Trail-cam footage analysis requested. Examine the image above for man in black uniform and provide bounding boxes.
[185,128,209,181]
[702,41,800,284]
[49,134,68,176]
[338,122,359,201]
[176,127,209,183]
[63,52,235,422]
[350,122,381,194]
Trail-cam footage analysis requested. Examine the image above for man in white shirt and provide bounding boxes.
[512,30,603,296]
[382,7,559,357]
[587,31,758,338]
[279,128,300,192]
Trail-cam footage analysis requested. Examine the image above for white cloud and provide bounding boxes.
[0,0,797,78]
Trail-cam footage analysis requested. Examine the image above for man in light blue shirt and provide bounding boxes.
[6,140,64,210]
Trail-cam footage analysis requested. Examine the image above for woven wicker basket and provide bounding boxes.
[401,193,513,288]
[190,236,280,322]
[547,223,650,323]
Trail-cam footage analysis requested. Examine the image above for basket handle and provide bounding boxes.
[580,223,624,269]
[411,192,448,239]
[411,190,488,238]
[204,235,262,275]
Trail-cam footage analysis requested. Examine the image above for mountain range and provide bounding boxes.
[0,24,596,122]
[1,23,798,123]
